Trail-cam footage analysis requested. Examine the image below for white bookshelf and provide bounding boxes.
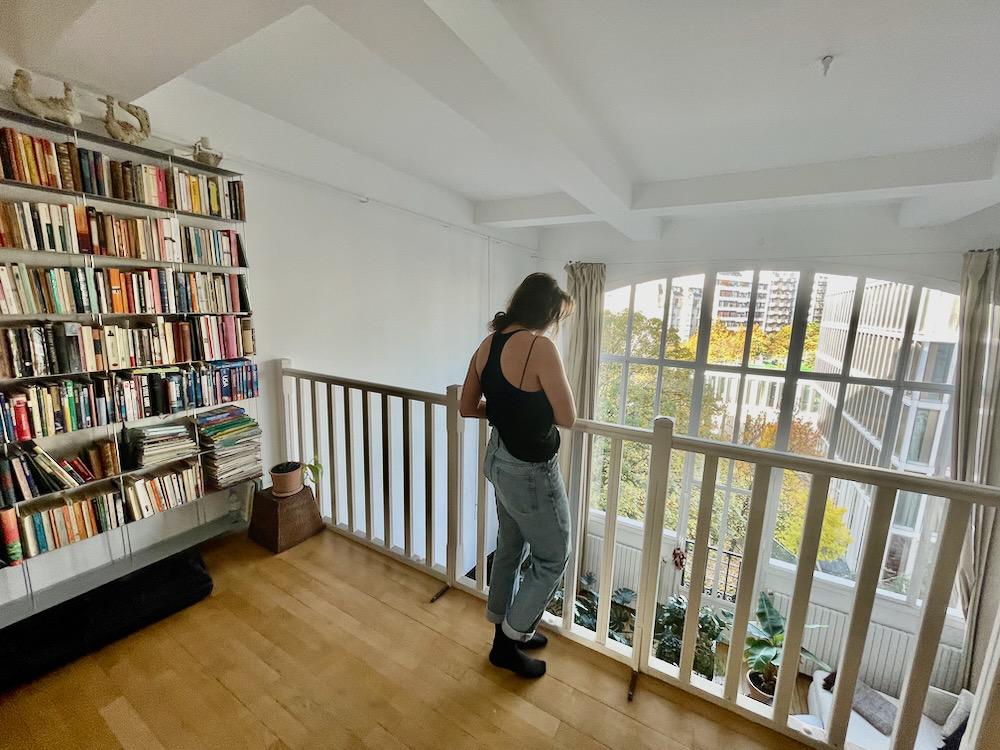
[0,105,261,625]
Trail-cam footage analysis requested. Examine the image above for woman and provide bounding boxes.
[460,273,576,678]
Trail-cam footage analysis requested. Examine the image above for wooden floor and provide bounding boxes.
[0,531,809,750]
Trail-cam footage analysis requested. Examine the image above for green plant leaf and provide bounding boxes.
[800,646,832,672]
[755,592,785,638]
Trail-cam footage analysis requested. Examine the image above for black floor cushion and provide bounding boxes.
[0,548,213,692]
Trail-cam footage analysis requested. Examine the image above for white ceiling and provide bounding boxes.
[7,1,1000,238]
[186,6,553,202]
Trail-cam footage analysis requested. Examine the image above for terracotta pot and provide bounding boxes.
[747,671,774,705]
[270,462,304,498]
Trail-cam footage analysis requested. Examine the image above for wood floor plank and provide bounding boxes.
[0,531,807,750]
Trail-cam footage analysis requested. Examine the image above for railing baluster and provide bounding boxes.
[476,419,488,592]
[635,417,675,674]
[326,383,338,526]
[679,453,719,682]
[890,499,972,750]
[343,387,355,533]
[402,397,412,558]
[362,390,373,541]
[381,393,392,549]
[424,401,435,568]
[772,474,831,723]
[562,425,588,632]
[295,377,305,463]
[596,437,624,646]
[723,463,773,702]
[445,385,463,583]
[310,380,321,508]
[828,484,896,749]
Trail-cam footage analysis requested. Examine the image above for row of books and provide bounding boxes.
[0,263,249,316]
[124,424,198,468]
[0,127,246,220]
[15,489,126,560]
[115,360,259,421]
[0,360,257,443]
[0,438,120,505]
[197,406,262,489]
[0,316,254,378]
[0,199,246,266]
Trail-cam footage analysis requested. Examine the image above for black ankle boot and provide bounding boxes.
[489,624,546,678]
[516,631,548,650]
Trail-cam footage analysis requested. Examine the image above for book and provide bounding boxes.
[196,405,262,489]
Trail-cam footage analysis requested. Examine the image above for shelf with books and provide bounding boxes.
[0,356,255,386]
[0,106,242,179]
[0,248,249,275]
[0,178,245,225]
[0,311,252,322]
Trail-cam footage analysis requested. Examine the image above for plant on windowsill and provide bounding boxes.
[745,591,830,705]
[269,457,323,498]
[654,595,732,680]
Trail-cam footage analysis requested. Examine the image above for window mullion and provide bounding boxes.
[877,285,921,469]
[619,284,636,423]
[826,276,867,459]
[652,277,670,420]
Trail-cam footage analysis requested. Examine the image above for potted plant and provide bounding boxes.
[269,456,322,498]
[744,591,830,704]
[654,595,731,680]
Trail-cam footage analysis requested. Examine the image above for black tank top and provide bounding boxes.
[481,330,560,463]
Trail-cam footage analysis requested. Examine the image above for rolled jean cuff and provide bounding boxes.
[485,608,505,624]
[502,619,534,643]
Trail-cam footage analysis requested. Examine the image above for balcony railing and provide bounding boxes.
[680,539,742,603]
[278,361,1000,750]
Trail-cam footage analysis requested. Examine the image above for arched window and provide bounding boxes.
[596,270,958,602]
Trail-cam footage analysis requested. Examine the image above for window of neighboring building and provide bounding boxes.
[596,271,959,603]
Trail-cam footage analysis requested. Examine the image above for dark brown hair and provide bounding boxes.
[490,273,573,332]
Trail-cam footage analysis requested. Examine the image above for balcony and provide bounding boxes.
[277,363,1000,750]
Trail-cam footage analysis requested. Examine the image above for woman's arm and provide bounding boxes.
[460,350,487,418]
[535,337,576,428]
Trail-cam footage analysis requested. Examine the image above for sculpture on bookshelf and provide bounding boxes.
[99,95,150,146]
[192,137,223,167]
[10,69,82,127]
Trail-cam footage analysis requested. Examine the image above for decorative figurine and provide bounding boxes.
[192,137,223,167]
[99,95,150,145]
[11,69,82,127]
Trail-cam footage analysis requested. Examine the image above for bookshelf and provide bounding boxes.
[0,105,261,628]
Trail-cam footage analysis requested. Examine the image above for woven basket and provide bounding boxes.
[248,485,324,553]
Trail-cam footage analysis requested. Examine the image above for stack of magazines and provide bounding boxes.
[196,405,261,489]
[125,424,199,468]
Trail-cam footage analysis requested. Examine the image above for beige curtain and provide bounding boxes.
[955,249,1000,689]
[563,262,606,420]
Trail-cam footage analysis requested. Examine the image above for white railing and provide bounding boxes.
[279,362,1000,750]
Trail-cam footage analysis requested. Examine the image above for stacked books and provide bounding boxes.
[0,198,246,266]
[114,360,259,421]
[0,496,21,566]
[122,461,202,520]
[0,127,246,220]
[0,377,116,442]
[0,438,119,503]
[17,489,126,558]
[124,424,198,468]
[196,406,262,489]
[0,263,250,316]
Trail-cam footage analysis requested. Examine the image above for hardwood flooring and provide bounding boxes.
[0,531,809,749]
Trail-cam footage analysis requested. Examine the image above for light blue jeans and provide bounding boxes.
[483,429,571,641]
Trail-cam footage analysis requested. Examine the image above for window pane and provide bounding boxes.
[892,390,952,474]
[665,274,704,360]
[893,491,922,530]
[739,375,784,448]
[629,279,666,359]
[907,288,959,384]
[750,271,799,370]
[708,271,753,365]
[791,380,839,457]
[700,371,740,441]
[596,361,623,423]
[625,364,657,428]
[602,286,631,355]
[804,273,857,375]
[836,384,892,467]
[881,534,913,592]
[659,366,695,434]
[851,279,914,379]
[775,471,855,576]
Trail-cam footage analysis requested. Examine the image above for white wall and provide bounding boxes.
[539,202,1000,292]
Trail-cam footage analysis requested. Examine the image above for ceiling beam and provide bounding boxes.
[474,193,594,228]
[318,0,660,240]
[475,139,1000,229]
